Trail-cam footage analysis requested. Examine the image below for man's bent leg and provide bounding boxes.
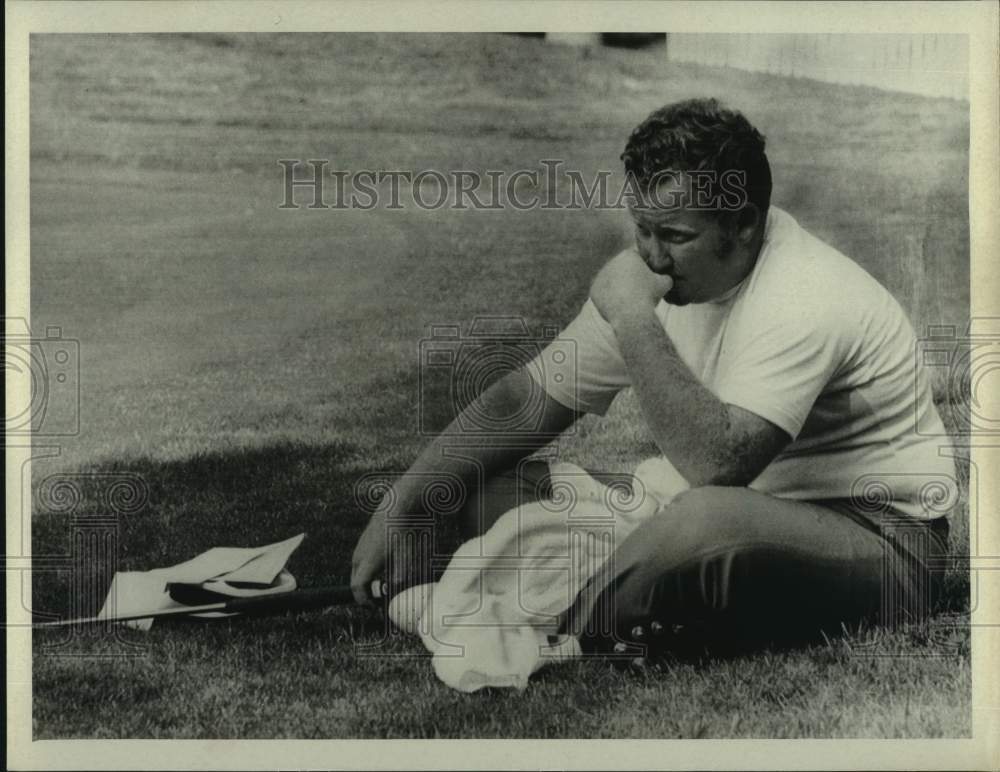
[460,459,553,539]
[459,463,637,539]
[568,486,946,657]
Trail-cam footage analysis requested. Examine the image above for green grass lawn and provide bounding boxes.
[27,33,971,738]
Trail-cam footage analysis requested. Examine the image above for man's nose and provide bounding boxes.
[644,240,673,274]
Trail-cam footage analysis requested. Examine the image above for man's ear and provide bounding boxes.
[736,204,762,243]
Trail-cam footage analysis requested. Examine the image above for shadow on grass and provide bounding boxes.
[29,363,472,622]
[29,438,467,624]
[29,454,971,657]
[27,426,971,739]
[29,365,970,669]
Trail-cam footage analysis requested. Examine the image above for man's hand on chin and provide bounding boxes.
[590,249,674,325]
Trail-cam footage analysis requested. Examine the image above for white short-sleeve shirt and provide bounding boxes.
[528,207,957,519]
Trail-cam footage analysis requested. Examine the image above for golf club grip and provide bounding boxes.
[221,580,385,615]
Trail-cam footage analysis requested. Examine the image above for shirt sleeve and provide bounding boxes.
[713,305,851,439]
[525,298,631,415]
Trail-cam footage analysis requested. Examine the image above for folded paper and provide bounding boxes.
[97,533,305,629]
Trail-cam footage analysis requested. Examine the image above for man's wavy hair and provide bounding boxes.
[621,98,772,219]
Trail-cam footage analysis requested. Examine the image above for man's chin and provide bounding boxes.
[663,288,689,306]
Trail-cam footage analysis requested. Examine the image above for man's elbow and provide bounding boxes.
[676,441,774,489]
[688,409,788,487]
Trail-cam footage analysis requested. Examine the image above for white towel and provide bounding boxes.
[389,458,689,692]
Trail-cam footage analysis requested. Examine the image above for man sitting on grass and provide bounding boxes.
[351,97,955,658]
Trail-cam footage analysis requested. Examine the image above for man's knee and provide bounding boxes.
[669,485,742,518]
[461,459,551,537]
[625,485,749,559]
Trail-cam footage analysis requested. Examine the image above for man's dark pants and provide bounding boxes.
[460,460,950,659]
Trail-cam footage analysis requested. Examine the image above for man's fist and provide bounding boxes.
[351,507,432,605]
[590,249,673,325]
[350,510,388,605]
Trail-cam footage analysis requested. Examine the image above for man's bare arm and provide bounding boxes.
[350,367,580,602]
[384,367,578,518]
[610,309,789,487]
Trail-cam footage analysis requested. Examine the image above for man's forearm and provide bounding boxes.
[383,434,537,522]
[382,368,574,521]
[610,308,737,486]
